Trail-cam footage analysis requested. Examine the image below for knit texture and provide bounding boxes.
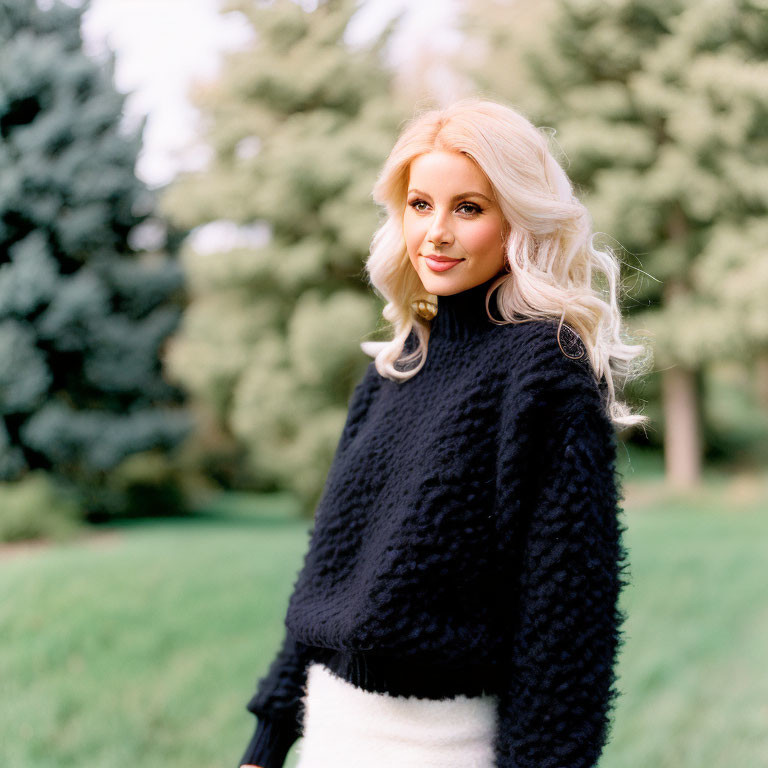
[239,273,631,768]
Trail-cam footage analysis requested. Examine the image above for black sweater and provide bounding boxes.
[239,275,630,768]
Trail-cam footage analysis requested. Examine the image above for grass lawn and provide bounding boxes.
[1,466,767,768]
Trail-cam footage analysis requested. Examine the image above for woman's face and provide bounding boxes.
[403,150,508,296]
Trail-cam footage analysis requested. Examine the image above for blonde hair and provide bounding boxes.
[361,97,650,431]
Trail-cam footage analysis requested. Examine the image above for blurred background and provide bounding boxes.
[1,0,766,766]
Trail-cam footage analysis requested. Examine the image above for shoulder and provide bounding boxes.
[493,322,618,475]
[347,358,382,408]
[494,317,606,418]
[337,360,383,444]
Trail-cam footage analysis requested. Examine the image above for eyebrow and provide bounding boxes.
[407,188,494,204]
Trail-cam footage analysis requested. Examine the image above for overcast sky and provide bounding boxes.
[79,0,462,189]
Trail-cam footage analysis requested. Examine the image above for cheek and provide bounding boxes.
[459,219,504,257]
[402,211,425,253]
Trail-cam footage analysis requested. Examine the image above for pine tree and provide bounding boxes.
[0,0,191,515]
[460,0,768,487]
[160,0,409,510]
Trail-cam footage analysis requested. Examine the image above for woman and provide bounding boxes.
[238,97,649,768]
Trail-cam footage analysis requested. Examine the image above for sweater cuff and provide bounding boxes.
[239,711,301,768]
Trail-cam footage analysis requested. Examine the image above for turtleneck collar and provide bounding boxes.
[430,272,504,340]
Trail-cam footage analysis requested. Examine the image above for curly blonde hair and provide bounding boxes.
[361,97,650,430]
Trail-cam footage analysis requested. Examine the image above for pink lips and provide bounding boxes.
[424,255,464,272]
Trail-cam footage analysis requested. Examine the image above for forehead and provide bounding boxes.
[407,151,492,195]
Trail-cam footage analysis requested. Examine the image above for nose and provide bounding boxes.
[426,209,454,248]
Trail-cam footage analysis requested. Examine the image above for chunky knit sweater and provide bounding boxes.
[239,274,630,768]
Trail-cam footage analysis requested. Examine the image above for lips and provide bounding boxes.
[423,254,464,272]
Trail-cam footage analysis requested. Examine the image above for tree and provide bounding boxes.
[0,0,191,515]
[460,0,768,487]
[160,0,410,511]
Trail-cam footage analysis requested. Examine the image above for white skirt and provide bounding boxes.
[294,662,499,768]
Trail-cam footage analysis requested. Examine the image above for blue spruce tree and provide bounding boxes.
[0,0,192,518]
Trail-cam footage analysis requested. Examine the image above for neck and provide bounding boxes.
[430,273,503,340]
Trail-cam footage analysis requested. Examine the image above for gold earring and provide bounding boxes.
[412,297,437,320]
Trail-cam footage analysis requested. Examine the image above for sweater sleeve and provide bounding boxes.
[238,626,309,768]
[492,337,631,768]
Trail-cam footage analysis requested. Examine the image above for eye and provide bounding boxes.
[408,199,482,215]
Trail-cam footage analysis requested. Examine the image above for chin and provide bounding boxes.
[417,273,453,295]
[418,271,474,297]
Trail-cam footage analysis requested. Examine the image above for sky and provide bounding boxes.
[79,0,463,189]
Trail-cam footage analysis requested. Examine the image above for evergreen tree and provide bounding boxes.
[160,0,410,510]
[0,0,191,514]
[460,0,768,487]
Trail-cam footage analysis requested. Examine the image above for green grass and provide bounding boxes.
[605,495,768,768]
[0,494,311,768]
[1,480,767,768]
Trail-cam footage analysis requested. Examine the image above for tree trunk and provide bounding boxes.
[662,363,702,489]
[659,205,703,490]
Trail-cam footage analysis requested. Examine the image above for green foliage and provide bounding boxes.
[461,0,768,369]
[0,0,192,514]
[702,361,768,465]
[78,449,192,523]
[161,0,410,511]
[0,470,81,542]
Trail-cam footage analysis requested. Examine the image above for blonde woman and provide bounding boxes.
[238,97,649,768]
